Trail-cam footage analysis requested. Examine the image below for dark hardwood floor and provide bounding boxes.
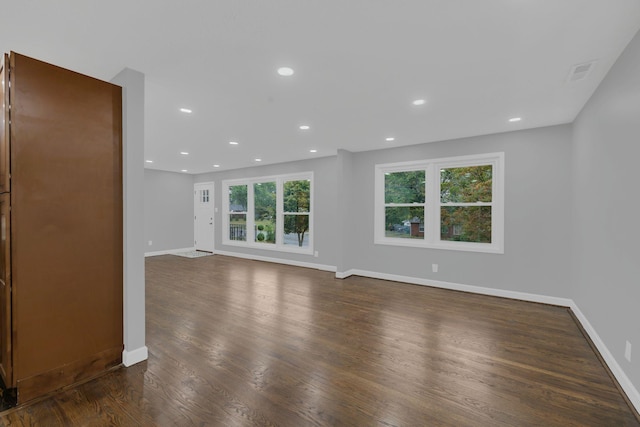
[0,254,638,426]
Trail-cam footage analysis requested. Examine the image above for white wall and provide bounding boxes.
[144,169,194,253]
[151,125,575,302]
[194,156,338,268]
[176,124,574,302]
[343,125,573,298]
[572,28,640,396]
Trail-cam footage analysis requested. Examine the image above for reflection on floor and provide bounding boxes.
[173,250,214,259]
[0,378,16,412]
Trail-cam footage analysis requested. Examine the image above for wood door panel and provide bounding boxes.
[0,193,11,386]
[0,54,10,386]
[0,53,8,193]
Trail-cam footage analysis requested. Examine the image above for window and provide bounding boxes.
[375,153,504,253]
[200,189,210,203]
[384,170,425,239]
[254,181,276,244]
[228,184,247,241]
[223,172,313,254]
[283,179,311,249]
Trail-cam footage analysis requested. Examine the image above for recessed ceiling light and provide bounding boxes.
[385,137,395,142]
[180,151,189,155]
[255,158,262,162]
[310,149,317,153]
[213,164,220,168]
[277,67,294,76]
[179,108,192,114]
[229,141,239,145]
[509,117,522,122]
[181,169,188,172]
[412,99,426,106]
[299,125,310,130]
[145,160,153,163]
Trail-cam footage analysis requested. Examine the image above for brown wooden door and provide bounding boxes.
[10,52,122,401]
[0,53,9,193]
[0,193,12,387]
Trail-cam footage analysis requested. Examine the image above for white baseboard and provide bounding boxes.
[122,346,148,367]
[335,270,352,279]
[336,269,572,306]
[145,247,196,257]
[215,249,336,272]
[335,268,639,414]
[569,302,640,412]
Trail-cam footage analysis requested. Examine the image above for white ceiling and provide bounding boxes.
[2,1,640,174]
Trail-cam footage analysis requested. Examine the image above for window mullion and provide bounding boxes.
[492,158,502,248]
[276,178,284,246]
[308,176,314,250]
[441,202,493,207]
[223,184,229,242]
[375,168,384,242]
[247,182,255,243]
[426,163,438,244]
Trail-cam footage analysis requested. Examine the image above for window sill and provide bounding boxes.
[374,237,503,254]
[222,240,314,256]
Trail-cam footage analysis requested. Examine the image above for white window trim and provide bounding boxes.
[374,152,504,254]
[222,172,314,255]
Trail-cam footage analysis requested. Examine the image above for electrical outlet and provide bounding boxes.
[625,341,632,362]
[148,240,152,246]
[432,263,438,273]
[314,251,319,257]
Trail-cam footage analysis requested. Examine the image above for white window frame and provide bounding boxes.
[374,152,504,254]
[222,172,314,255]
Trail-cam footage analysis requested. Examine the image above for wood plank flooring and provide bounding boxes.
[0,254,638,426]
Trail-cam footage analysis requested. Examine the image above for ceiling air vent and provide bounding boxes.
[567,60,596,83]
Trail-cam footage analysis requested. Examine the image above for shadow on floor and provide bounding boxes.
[0,377,16,411]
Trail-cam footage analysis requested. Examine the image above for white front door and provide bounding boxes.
[194,182,215,252]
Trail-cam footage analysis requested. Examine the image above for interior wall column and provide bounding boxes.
[111,68,148,366]
[336,149,354,277]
